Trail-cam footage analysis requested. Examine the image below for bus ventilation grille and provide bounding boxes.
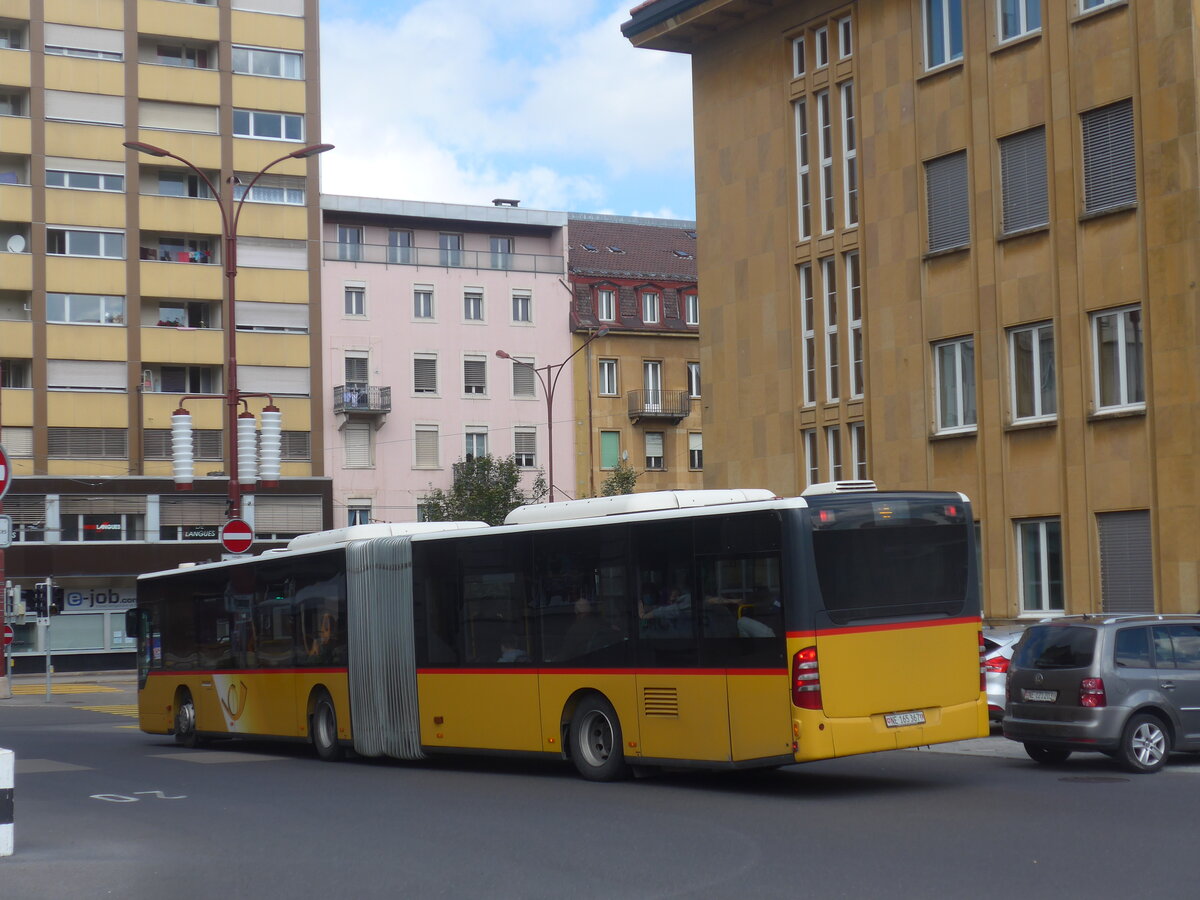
[642,687,679,718]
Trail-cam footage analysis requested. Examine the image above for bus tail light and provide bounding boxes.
[792,646,822,710]
[978,631,986,691]
[984,655,1009,674]
[1080,678,1106,708]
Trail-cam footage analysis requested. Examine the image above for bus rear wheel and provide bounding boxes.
[570,695,629,782]
[311,691,343,762]
[174,690,201,748]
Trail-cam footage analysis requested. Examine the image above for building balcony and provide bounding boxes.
[334,383,391,415]
[322,241,564,275]
[627,390,692,424]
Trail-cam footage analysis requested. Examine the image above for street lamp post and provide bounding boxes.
[124,140,334,519]
[497,327,608,503]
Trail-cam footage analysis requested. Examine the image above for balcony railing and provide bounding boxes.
[323,241,564,275]
[627,390,692,423]
[334,383,391,415]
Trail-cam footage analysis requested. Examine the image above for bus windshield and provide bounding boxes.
[810,498,970,624]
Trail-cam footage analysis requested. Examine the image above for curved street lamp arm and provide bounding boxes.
[547,327,608,397]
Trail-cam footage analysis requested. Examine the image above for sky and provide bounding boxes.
[317,0,697,221]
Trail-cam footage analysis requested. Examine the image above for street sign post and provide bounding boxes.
[0,515,11,549]
[221,519,254,555]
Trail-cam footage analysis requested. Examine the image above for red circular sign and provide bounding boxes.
[3,624,13,647]
[0,443,11,500]
[221,519,254,554]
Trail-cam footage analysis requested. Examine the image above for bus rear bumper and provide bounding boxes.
[793,697,988,762]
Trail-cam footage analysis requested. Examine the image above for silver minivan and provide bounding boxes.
[1003,615,1200,773]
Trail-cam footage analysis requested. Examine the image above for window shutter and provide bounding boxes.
[235,301,308,331]
[343,423,371,468]
[688,433,703,452]
[414,356,438,393]
[925,151,969,252]
[514,429,536,461]
[512,359,535,397]
[138,100,218,133]
[48,427,127,458]
[344,354,368,384]
[144,428,222,460]
[1,426,33,457]
[44,23,124,54]
[238,365,310,395]
[61,495,146,515]
[600,431,620,468]
[1098,510,1153,614]
[1082,99,1136,213]
[45,90,124,124]
[47,359,126,390]
[414,426,439,467]
[1000,127,1048,233]
[45,156,125,176]
[280,431,311,460]
[464,357,486,392]
[253,496,323,535]
[645,433,664,456]
[4,494,44,525]
[237,237,307,269]
[159,497,226,526]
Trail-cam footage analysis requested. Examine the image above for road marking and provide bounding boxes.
[151,751,287,764]
[12,684,124,695]
[75,704,139,718]
[14,759,91,774]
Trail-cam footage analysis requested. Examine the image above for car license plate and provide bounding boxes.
[1023,689,1058,703]
[884,710,925,728]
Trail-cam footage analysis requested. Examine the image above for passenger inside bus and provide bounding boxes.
[497,634,531,663]
[554,593,621,661]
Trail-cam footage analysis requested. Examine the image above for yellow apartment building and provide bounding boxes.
[568,214,703,499]
[0,0,329,670]
[624,0,1200,620]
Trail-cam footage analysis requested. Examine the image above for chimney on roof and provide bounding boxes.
[492,198,520,207]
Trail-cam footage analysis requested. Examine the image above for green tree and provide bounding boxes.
[421,454,548,526]
[599,459,639,496]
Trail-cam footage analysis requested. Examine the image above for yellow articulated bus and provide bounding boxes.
[130,483,988,780]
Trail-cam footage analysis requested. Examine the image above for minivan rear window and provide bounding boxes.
[1013,625,1096,669]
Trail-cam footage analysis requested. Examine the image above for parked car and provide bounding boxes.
[1003,615,1200,773]
[982,628,1023,722]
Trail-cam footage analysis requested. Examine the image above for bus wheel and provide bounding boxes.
[311,691,344,762]
[174,690,201,748]
[569,695,629,782]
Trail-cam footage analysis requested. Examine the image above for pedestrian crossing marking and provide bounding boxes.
[75,704,139,718]
[12,684,124,695]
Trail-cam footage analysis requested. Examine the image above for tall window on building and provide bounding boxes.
[463,355,487,395]
[925,151,970,253]
[413,353,438,395]
[850,422,867,480]
[686,361,701,399]
[1017,518,1064,613]
[600,431,621,470]
[817,90,834,234]
[336,225,362,261]
[344,351,368,393]
[794,99,811,240]
[464,289,484,321]
[1082,99,1136,214]
[822,257,839,402]
[814,25,828,68]
[802,429,819,487]
[846,252,863,399]
[439,233,462,267]
[641,290,660,324]
[413,286,434,319]
[684,291,699,326]
[792,35,805,78]
[688,433,703,470]
[490,236,513,270]
[414,425,439,468]
[800,263,816,406]
[344,285,365,317]
[465,428,488,459]
[347,502,371,527]
[597,288,616,322]
[343,423,372,469]
[513,428,537,468]
[1097,510,1153,614]
[999,0,1041,41]
[1092,305,1144,411]
[1009,322,1056,422]
[645,432,665,470]
[825,425,843,481]
[598,359,618,396]
[934,336,976,433]
[1000,126,1048,234]
[511,290,532,323]
[511,357,536,398]
[841,81,858,227]
[924,0,963,69]
[389,230,413,264]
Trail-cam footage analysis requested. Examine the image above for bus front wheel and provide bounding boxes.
[569,695,629,782]
[310,691,344,762]
[174,690,201,748]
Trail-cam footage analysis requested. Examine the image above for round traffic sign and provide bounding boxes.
[0,442,11,500]
[3,624,13,647]
[221,518,254,554]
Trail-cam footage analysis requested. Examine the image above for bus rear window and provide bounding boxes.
[1013,626,1096,670]
[812,525,968,624]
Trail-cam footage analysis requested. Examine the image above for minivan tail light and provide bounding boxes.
[1080,677,1106,708]
[792,646,822,710]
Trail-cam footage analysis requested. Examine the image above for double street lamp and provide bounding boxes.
[497,327,608,503]
[124,139,334,519]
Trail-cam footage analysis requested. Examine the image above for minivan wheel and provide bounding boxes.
[1117,713,1169,774]
[1024,743,1071,765]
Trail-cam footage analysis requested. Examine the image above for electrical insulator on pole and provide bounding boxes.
[237,411,258,491]
[171,407,194,490]
[258,405,282,488]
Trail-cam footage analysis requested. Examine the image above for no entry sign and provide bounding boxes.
[221,519,254,554]
[3,624,13,647]
[0,443,10,500]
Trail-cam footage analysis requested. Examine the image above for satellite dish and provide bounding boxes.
[6,234,25,253]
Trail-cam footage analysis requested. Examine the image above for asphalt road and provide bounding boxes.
[2,675,1197,899]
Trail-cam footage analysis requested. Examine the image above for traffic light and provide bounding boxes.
[50,586,64,617]
[30,583,46,617]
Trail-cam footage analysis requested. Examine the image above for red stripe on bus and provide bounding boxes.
[418,668,786,677]
[146,668,348,677]
[786,615,982,639]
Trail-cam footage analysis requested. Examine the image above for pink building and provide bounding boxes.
[319,195,571,524]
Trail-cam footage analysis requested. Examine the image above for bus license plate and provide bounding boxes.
[1023,689,1057,703]
[884,711,925,728]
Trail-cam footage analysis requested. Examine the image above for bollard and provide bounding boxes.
[0,748,12,856]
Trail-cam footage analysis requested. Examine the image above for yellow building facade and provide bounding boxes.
[0,0,329,670]
[625,0,1200,619]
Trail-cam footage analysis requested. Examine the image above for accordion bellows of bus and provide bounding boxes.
[129,484,988,780]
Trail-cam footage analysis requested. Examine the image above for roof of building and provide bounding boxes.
[567,214,696,281]
[321,194,567,229]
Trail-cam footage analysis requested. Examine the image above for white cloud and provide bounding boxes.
[319,1,693,213]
